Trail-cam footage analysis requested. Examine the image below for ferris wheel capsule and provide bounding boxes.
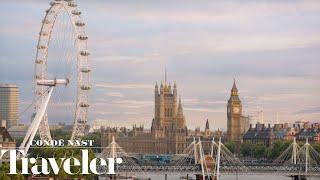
[37,45,47,50]
[80,50,90,56]
[50,1,58,6]
[81,67,91,73]
[78,34,88,40]
[75,21,85,27]
[42,19,51,24]
[72,10,81,15]
[79,103,90,108]
[68,2,77,7]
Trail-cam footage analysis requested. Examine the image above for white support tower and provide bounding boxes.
[216,138,221,180]
[305,138,309,176]
[19,79,68,156]
[193,137,198,165]
[198,137,206,180]
[210,137,216,157]
[292,137,297,165]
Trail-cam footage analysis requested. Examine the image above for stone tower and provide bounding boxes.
[227,80,243,148]
[204,119,211,137]
[152,81,186,135]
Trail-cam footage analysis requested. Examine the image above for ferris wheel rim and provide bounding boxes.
[34,0,90,142]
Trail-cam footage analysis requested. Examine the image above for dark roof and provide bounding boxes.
[296,128,320,138]
[243,127,274,140]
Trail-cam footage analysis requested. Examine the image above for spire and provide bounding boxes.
[155,82,159,94]
[231,78,238,96]
[165,66,167,85]
[232,78,238,91]
[205,119,210,130]
[176,96,185,128]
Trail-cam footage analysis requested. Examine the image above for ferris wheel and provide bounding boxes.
[20,0,90,154]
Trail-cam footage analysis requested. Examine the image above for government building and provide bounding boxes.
[101,79,249,154]
[101,81,188,154]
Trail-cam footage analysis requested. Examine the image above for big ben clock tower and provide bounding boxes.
[227,79,242,148]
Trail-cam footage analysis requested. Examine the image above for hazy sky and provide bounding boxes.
[1,0,319,130]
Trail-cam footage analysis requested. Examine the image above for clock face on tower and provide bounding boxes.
[233,107,240,114]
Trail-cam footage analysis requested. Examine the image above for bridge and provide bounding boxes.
[99,137,320,179]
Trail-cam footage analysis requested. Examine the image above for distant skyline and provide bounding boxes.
[0,0,319,130]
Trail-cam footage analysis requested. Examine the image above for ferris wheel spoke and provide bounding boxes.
[31,0,90,144]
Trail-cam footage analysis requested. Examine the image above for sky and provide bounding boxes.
[0,0,319,131]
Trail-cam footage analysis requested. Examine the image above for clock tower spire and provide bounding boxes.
[227,79,243,152]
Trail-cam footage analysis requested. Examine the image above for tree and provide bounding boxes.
[312,143,320,153]
[224,141,235,154]
[0,162,24,180]
[252,144,267,159]
[84,132,101,153]
[268,140,291,160]
[240,142,253,157]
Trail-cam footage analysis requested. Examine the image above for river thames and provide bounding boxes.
[132,174,320,180]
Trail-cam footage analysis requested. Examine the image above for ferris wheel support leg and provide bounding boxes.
[19,87,54,157]
[216,138,221,180]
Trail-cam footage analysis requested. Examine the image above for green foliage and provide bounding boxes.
[240,142,253,157]
[240,140,294,160]
[0,162,25,180]
[267,140,291,160]
[50,129,71,140]
[312,143,320,153]
[224,141,235,154]
[0,171,10,180]
[84,132,101,153]
[14,137,24,148]
[240,142,268,158]
[253,144,267,158]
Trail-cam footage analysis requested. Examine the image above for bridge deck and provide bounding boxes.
[98,165,320,176]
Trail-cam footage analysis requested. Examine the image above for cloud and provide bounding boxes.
[94,52,163,64]
[185,107,225,113]
[105,92,124,98]
[2,0,320,129]
[256,93,311,102]
[112,100,153,109]
[96,83,153,90]
[296,106,320,115]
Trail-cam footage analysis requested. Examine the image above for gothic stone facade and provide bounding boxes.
[101,82,188,154]
[227,80,250,151]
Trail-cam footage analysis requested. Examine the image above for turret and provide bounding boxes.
[160,82,164,93]
[159,82,165,126]
[176,96,186,128]
[173,82,178,116]
[154,83,159,127]
[155,82,159,94]
[173,82,177,95]
[205,119,210,130]
[205,119,211,137]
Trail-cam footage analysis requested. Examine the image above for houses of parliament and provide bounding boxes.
[101,78,249,154]
[102,80,188,154]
